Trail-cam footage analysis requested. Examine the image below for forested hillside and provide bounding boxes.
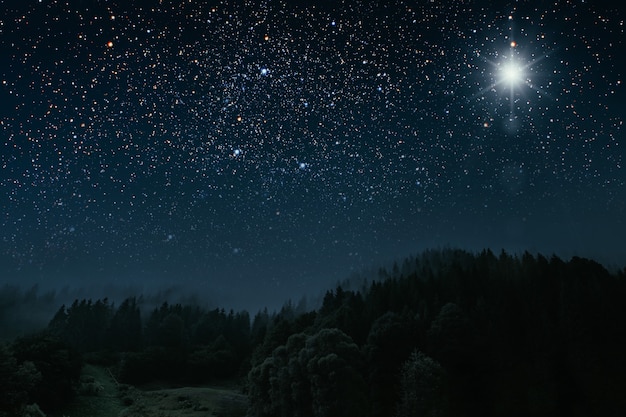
[2,248,626,417]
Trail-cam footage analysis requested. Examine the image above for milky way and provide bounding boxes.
[1,0,624,309]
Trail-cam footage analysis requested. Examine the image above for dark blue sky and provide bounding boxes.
[1,0,624,311]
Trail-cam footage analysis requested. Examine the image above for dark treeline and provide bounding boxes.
[47,297,254,384]
[2,248,626,417]
[247,249,626,417]
[0,283,215,341]
[0,284,59,340]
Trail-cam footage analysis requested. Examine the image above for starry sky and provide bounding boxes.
[1,0,624,311]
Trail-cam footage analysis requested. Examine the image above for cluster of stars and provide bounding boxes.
[0,0,623,289]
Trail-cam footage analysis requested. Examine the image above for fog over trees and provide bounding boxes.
[2,248,626,416]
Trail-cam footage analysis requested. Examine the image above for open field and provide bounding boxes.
[118,385,247,417]
[55,364,247,417]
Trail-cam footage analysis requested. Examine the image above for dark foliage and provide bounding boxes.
[247,249,626,417]
[0,343,41,416]
[2,248,626,416]
[47,297,253,384]
[0,284,58,341]
[248,328,369,417]
[118,346,186,384]
[396,350,448,417]
[5,333,81,414]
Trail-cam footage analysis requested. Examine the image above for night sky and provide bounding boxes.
[1,0,624,311]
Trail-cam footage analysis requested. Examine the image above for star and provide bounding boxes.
[472,42,550,118]
[0,0,623,312]
[500,60,525,87]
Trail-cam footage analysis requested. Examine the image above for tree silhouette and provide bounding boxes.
[11,334,81,413]
[396,350,447,417]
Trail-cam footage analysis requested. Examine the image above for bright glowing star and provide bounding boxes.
[472,48,550,118]
[500,61,524,86]
[510,41,517,48]
[106,41,114,48]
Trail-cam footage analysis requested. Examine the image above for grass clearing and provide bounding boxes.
[119,385,247,417]
[53,364,125,417]
[53,364,247,417]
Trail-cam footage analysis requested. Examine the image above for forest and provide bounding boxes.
[1,248,626,417]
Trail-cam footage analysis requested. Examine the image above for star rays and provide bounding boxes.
[471,44,550,119]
